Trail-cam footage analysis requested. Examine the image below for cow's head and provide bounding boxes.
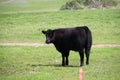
[42,29,54,44]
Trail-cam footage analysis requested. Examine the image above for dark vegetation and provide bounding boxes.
[60,0,119,10]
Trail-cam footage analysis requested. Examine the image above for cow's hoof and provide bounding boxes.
[80,64,84,67]
[86,62,89,65]
[66,63,69,66]
[62,64,65,66]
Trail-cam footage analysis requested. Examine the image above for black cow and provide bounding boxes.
[42,26,92,66]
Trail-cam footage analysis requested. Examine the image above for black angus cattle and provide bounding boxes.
[42,26,92,66]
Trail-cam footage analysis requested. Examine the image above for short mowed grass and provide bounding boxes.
[0,46,120,80]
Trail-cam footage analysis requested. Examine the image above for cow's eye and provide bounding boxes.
[46,33,51,37]
[46,30,53,38]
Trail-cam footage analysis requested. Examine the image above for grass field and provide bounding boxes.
[0,0,68,13]
[0,1,120,44]
[0,0,120,80]
[0,9,120,44]
[0,46,120,80]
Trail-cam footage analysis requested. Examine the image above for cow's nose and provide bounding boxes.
[46,40,50,44]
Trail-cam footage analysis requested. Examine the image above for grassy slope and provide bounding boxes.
[0,0,120,44]
[0,46,120,80]
[0,0,120,13]
[0,9,120,44]
[0,0,67,13]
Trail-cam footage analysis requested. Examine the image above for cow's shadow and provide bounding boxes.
[27,63,80,68]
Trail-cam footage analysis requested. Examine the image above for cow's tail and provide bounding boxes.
[82,26,92,49]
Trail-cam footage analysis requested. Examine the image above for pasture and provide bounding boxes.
[0,0,120,80]
[0,9,120,44]
[0,0,68,13]
[0,46,120,80]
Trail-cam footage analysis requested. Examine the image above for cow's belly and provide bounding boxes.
[69,44,85,51]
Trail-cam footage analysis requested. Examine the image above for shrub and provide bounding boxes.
[60,0,84,10]
[101,0,118,7]
[60,0,118,10]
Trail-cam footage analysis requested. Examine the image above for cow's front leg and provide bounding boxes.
[61,51,69,66]
[62,54,65,66]
[65,51,70,66]
[66,56,69,66]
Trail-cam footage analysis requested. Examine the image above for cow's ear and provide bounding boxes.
[42,30,46,34]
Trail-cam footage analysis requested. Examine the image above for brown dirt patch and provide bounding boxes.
[0,43,120,48]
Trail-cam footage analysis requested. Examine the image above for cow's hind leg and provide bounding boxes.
[79,50,84,66]
[85,48,91,65]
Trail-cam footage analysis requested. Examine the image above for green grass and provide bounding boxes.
[0,9,120,44]
[0,0,119,13]
[0,46,120,80]
[0,0,68,13]
[0,1,120,80]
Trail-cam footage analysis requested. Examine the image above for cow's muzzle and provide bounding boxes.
[46,40,51,44]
